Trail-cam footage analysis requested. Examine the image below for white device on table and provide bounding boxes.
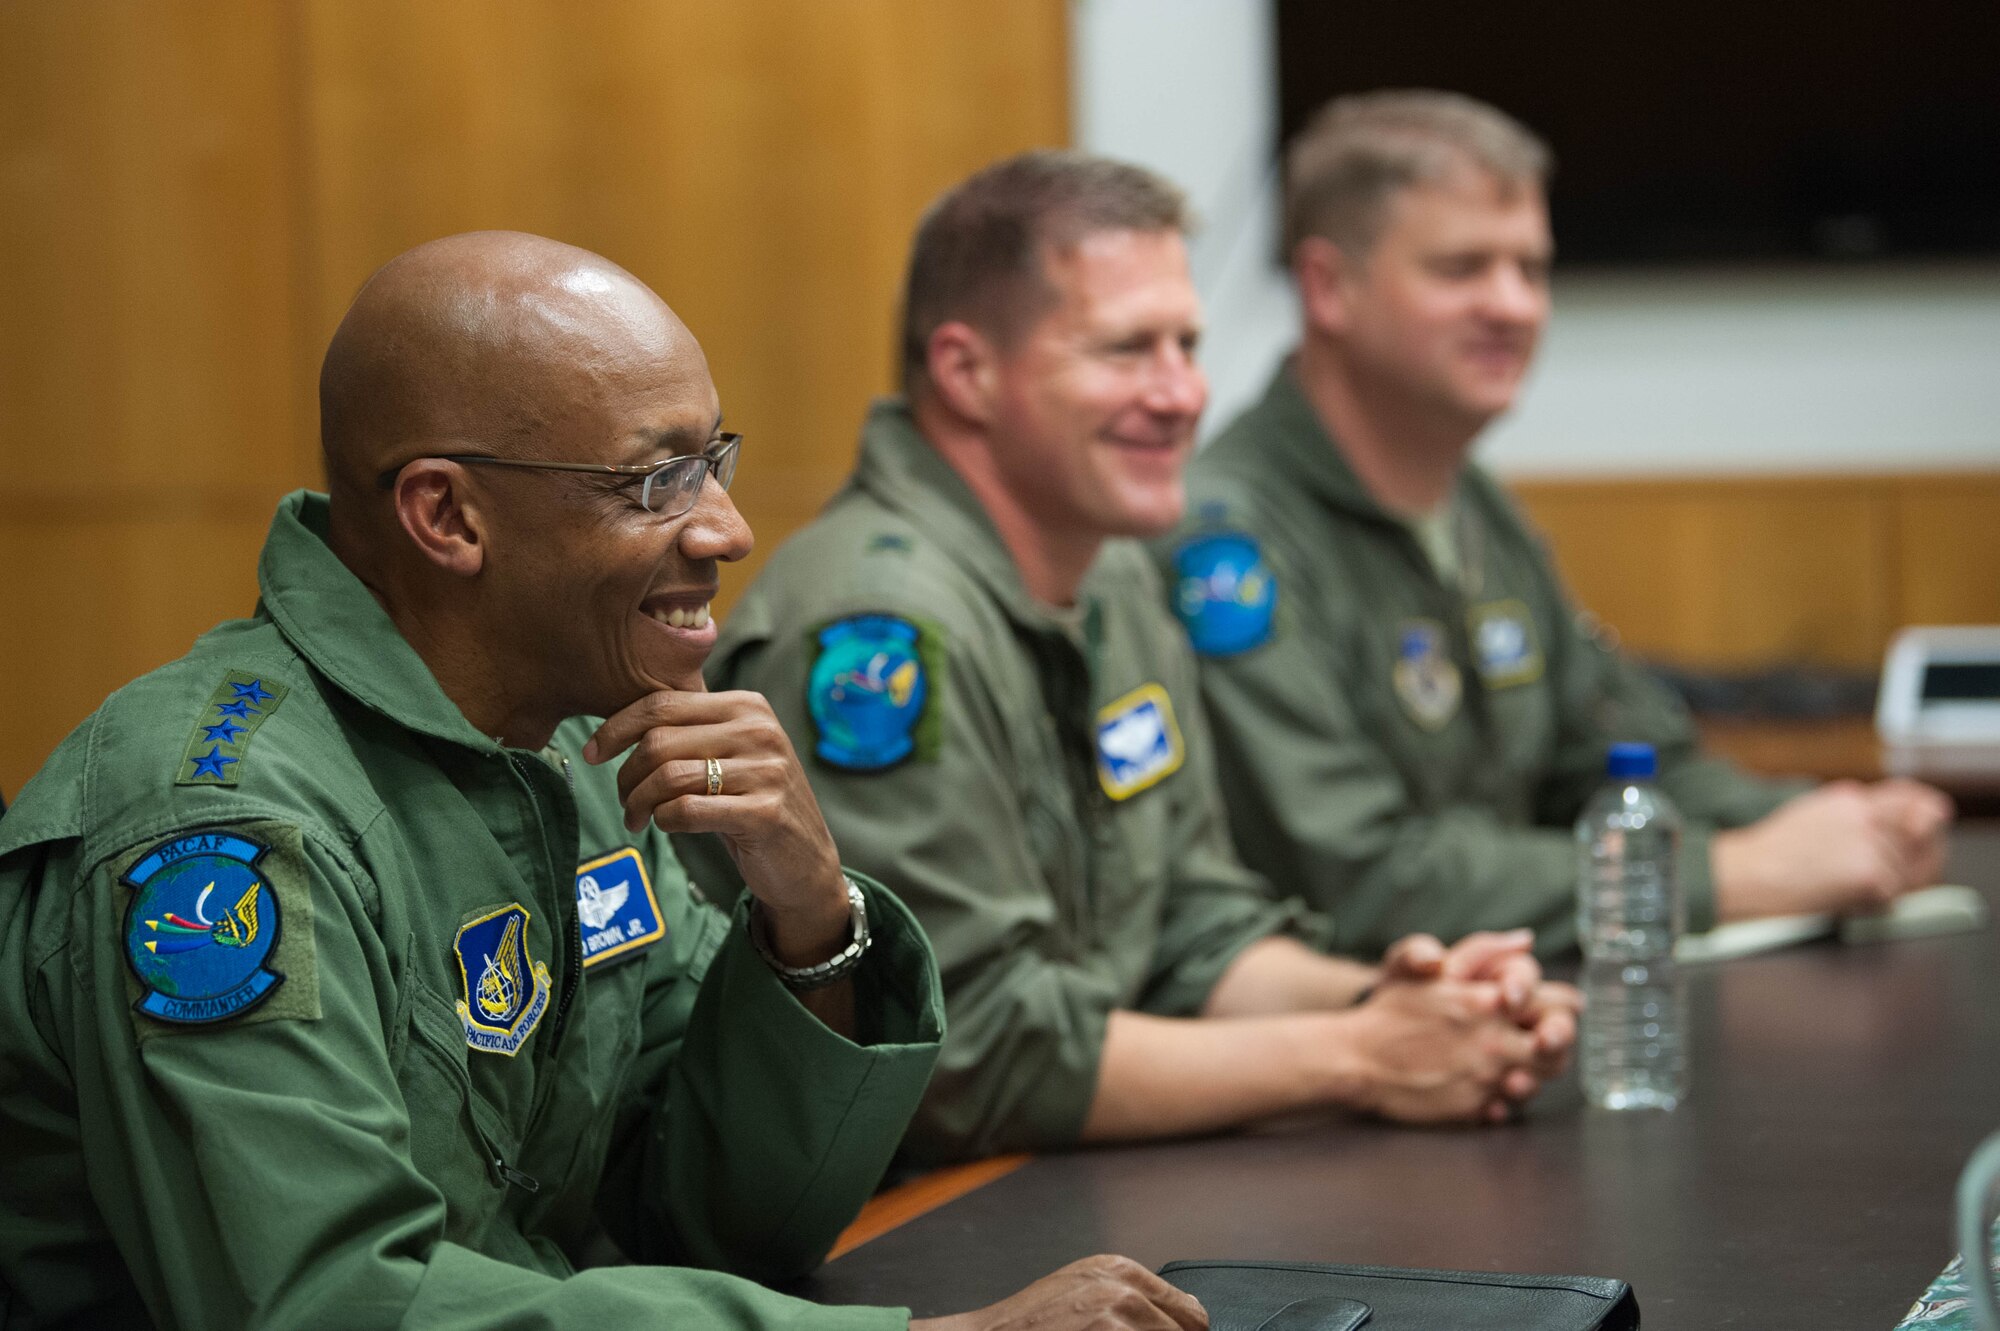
[1877,625,2000,783]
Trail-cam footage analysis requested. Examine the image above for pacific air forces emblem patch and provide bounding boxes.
[123,829,286,1024]
[454,904,551,1055]
[1172,532,1276,657]
[1094,683,1185,800]
[576,847,666,969]
[1392,619,1462,730]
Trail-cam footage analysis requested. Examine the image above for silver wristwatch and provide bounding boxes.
[749,877,871,990]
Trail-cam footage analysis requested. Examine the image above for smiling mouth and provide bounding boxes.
[647,601,712,629]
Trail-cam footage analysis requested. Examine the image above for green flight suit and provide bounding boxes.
[0,492,944,1331]
[1160,363,1799,957]
[703,401,1328,1166]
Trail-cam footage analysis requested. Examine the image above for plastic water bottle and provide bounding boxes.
[1576,742,1687,1111]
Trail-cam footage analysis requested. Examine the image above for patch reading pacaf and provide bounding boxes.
[1095,683,1185,800]
[1392,619,1462,730]
[177,671,289,786]
[576,847,666,969]
[808,614,931,772]
[123,830,285,1024]
[1172,532,1276,657]
[453,904,552,1056]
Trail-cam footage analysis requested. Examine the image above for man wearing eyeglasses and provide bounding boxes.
[706,152,1578,1166]
[0,231,1205,1331]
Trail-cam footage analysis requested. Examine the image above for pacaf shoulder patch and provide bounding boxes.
[177,671,289,786]
[1094,683,1185,800]
[576,847,666,969]
[120,823,319,1031]
[453,903,552,1056]
[807,613,938,772]
[1172,532,1276,657]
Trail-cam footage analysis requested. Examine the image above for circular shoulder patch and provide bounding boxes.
[808,614,929,772]
[122,830,284,1024]
[1173,532,1277,657]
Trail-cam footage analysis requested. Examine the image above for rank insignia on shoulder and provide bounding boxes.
[576,847,666,969]
[1468,598,1543,688]
[808,614,935,772]
[177,670,289,787]
[1172,532,1276,657]
[1392,619,1463,730]
[453,904,552,1056]
[123,829,286,1024]
[1094,683,1185,800]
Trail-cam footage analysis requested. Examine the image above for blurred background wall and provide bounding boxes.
[3,0,1995,797]
[0,0,1067,795]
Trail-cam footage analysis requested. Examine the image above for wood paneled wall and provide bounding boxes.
[1512,471,2000,672]
[0,0,1069,796]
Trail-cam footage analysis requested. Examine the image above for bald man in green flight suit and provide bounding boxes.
[1161,91,1953,958]
[706,151,1579,1167]
[0,232,1205,1331]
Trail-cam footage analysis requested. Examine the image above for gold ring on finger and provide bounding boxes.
[706,756,724,797]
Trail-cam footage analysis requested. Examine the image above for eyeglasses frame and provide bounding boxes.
[377,432,742,519]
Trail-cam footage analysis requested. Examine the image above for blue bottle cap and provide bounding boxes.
[1606,742,1657,779]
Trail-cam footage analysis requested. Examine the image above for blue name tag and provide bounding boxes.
[576,847,666,969]
[1095,684,1185,800]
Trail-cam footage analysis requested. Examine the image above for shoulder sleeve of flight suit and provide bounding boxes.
[1160,482,1598,958]
[715,565,1146,1165]
[0,822,913,1331]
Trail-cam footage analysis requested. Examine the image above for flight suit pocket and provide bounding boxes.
[400,984,525,1241]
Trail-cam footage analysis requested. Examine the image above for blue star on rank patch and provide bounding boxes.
[177,670,288,787]
[453,904,552,1056]
[123,829,285,1024]
[1094,683,1185,800]
[1172,532,1276,657]
[576,847,666,969]
[1468,598,1544,688]
[808,614,932,772]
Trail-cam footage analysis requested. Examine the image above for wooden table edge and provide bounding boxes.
[829,1154,1033,1260]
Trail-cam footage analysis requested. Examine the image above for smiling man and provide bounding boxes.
[707,152,1577,1165]
[1162,91,1953,957]
[0,231,1204,1331]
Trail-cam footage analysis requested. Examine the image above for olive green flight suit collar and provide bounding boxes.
[848,398,1106,648]
[259,490,501,753]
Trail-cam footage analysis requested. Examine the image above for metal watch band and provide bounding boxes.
[749,877,871,990]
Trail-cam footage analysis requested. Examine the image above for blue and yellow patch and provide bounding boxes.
[123,829,285,1024]
[576,847,666,969]
[1392,619,1462,730]
[1468,599,1543,688]
[177,671,288,786]
[1172,532,1276,657]
[1094,683,1185,800]
[453,904,551,1056]
[808,614,933,772]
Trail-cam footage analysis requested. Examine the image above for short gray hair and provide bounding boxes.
[1284,90,1552,257]
[900,149,1190,396]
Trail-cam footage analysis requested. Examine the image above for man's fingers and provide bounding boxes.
[1122,1265,1207,1331]
[615,724,753,803]
[1441,929,1534,981]
[585,688,762,763]
[1382,934,1445,978]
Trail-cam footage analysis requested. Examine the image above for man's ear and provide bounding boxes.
[923,320,1002,426]
[391,460,486,577]
[1294,235,1357,338]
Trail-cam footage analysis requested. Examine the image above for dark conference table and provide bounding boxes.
[808,825,2000,1329]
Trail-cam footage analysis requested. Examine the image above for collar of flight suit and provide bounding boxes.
[257,491,505,754]
[848,397,1110,646]
[1238,358,1472,533]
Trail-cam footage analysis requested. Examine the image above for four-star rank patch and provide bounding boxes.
[1094,683,1185,800]
[1172,532,1276,657]
[1392,619,1463,730]
[576,847,666,969]
[453,904,552,1056]
[123,829,286,1024]
[177,671,288,786]
[808,614,936,772]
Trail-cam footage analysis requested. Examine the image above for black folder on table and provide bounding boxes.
[1160,1259,1640,1330]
